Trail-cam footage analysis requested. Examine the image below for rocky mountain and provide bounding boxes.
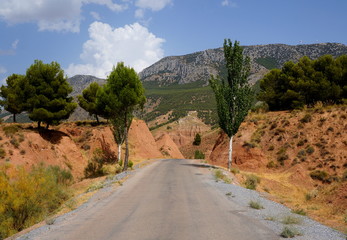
[67,75,105,121]
[67,75,105,97]
[140,43,347,86]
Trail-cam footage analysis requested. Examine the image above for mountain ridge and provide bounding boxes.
[139,42,347,86]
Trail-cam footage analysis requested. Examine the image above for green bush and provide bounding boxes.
[280,227,300,238]
[342,170,347,181]
[214,169,231,184]
[230,167,240,174]
[266,161,277,168]
[300,113,312,123]
[310,170,329,182]
[193,133,201,146]
[282,215,301,225]
[0,164,71,239]
[10,137,19,148]
[0,148,5,158]
[194,150,205,159]
[305,146,315,154]
[245,174,260,190]
[291,208,306,216]
[101,164,122,175]
[2,125,20,137]
[249,200,264,209]
[128,160,134,169]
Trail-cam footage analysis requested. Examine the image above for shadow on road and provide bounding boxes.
[181,163,217,169]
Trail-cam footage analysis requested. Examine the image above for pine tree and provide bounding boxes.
[25,60,77,128]
[97,62,146,170]
[78,82,102,123]
[209,39,253,169]
[0,74,28,122]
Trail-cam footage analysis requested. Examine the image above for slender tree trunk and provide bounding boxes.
[95,115,99,124]
[38,121,41,129]
[123,115,129,172]
[118,144,122,163]
[228,136,233,170]
[46,123,49,129]
[13,114,16,123]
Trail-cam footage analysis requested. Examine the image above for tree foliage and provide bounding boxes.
[77,82,102,123]
[209,39,253,169]
[193,133,201,146]
[0,74,29,122]
[210,39,253,137]
[97,62,146,170]
[25,60,77,128]
[258,54,347,110]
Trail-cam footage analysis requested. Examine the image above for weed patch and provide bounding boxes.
[194,150,205,159]
[282,215,301,225]
[249,200,264,209]
[214,169,231,184]
[244,174,260,190]
[280,226,301,238]
[291,208,306,216]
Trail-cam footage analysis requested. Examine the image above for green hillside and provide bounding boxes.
[143,81,218,126]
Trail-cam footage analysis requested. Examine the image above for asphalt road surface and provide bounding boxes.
[20,159,279,240]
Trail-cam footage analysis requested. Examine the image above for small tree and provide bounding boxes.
[78,82,102,123]
[209,39,253,170]
[0,74,28,122]
[97,62,146,171]
[193,133,201,146]
[25,60,77,129]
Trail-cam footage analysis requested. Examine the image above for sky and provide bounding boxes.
[0,0,346,84]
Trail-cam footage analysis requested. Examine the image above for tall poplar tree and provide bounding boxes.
[209,39,253,170]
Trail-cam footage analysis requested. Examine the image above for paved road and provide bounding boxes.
[20,159,278,240]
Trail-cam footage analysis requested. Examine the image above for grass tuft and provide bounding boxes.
[282,215,301,225]
[249,200,264,209]
[280,226,301,238]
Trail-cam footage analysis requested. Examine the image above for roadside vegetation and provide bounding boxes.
[0,164,73,239]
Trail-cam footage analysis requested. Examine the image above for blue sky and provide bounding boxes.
[0,0,346,83]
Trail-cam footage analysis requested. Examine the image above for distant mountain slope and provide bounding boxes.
[67,75,105,97]
[139,43,347,86]
[67,75,105,121]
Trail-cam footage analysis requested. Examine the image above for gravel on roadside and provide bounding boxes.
[207,168,346,240]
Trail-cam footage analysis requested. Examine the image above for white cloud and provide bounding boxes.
[134,0,172,19]
[11,39,19,49]
[135,9,145,18]
[135,0,172,12]
[221,0,237,8]
[0,0,127,32]
[0,66,7,75]
[65,21,165,78]
[83,0,127,12]
[90,11,101,20]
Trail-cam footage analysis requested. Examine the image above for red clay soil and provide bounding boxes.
[128,119,163,160]
[155,132,184,159]
[0,119,163,180]
[207,106,347,231]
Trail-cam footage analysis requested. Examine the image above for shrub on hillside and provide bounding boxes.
[0,148,5,158]
[2,125,20,137]
[245,174,260,190]
[310,170,329,183]
[193,133,201,146]
[194,150,205,159]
